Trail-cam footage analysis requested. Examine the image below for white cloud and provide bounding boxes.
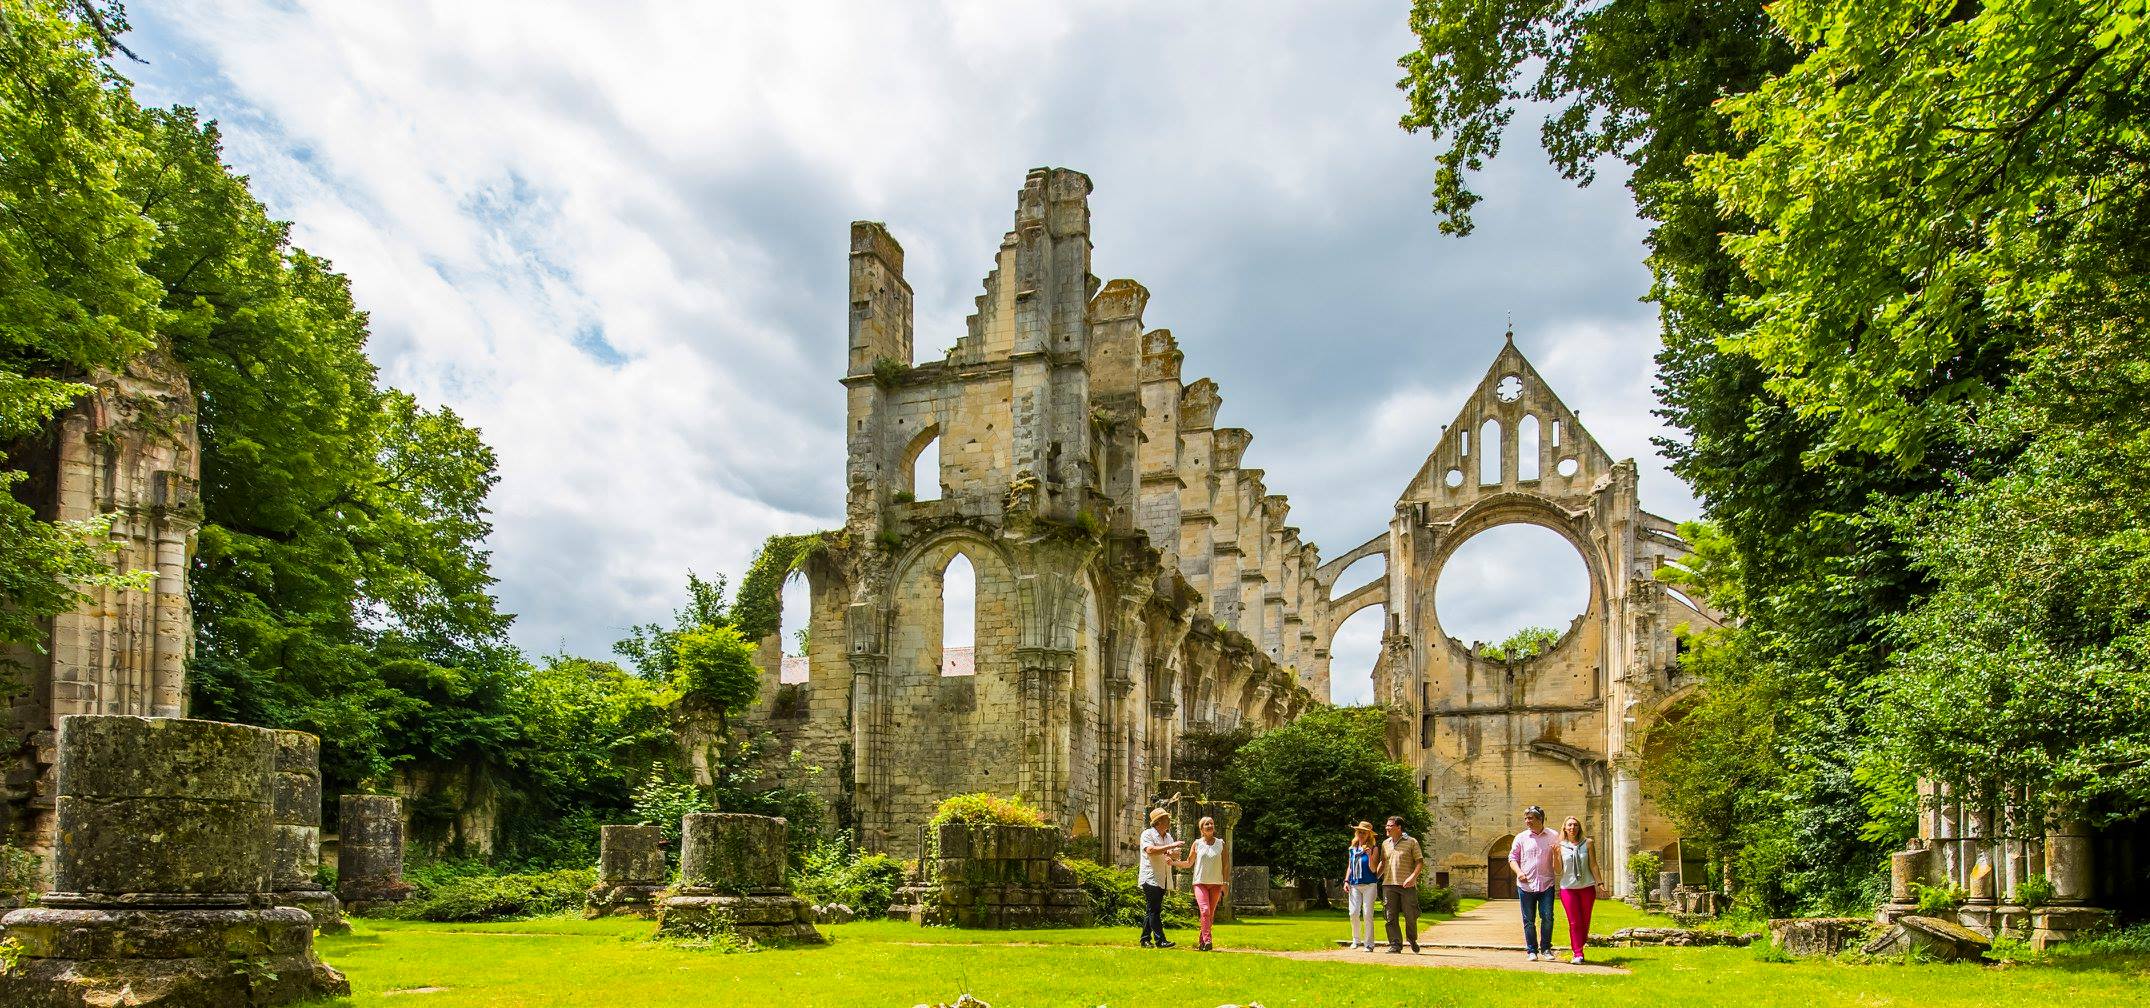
[127,1,1694,663]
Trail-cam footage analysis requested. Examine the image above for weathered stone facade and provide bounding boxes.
[0,715,346,1007]
[1319,338,1725,898]
[740,169,1322,863]
[2,354,201,858]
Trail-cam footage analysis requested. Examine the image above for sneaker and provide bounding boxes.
[1410,942,1419,954]
[1527,952,1539,961]
[1572,956,1585,965]
[1155,940,1176,949]
[1384,946,1402,954]
[1140,938,1153,948]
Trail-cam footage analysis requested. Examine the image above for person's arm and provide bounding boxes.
[1402,840,1420,888]
[1589,842,1603,887]
[1508,835,1523,870]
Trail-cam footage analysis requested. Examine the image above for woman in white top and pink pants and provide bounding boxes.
[1181,815,1229,952]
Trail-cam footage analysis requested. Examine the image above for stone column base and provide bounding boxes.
[656,892,824,944]
[0,905,349,1007]
[278,889,350,935]
[2032,906,2114,951]
[584,884,668,919]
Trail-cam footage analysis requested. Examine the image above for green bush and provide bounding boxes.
[1912,882,1966,916]
[2013,874,2056,910]
[1627,849,1664,892]
[387,868,597,922]
[792,833,907,918]
[1061,858,1194,927]
[1420,885,1459,915]
[929,793,1045,828]
[0,846,41,906]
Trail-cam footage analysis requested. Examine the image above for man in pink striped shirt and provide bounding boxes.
[1508,806,1561,960]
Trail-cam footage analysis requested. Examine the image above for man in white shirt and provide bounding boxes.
[1137,807,1183,948]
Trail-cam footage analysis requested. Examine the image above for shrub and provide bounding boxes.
[0,846,41,906]
[387,868,597,922]
[1420,885,1459,915]
[1061,858,1194,928]
[793,833,907,917]
[1913,882,1966,916]
[631,775,712,845]
[1627,849,1664,892]
[929,793,1045,828]
[2013,874,2056,910]
[2053,922,2150,958]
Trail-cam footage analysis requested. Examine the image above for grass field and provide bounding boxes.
[309,903,2150,1007]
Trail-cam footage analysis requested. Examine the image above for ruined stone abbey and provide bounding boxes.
[739,167,1724,894]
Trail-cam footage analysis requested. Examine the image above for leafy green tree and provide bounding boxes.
[671,623,761,727]
[613,571,731,680]
[1216,706,1427,899]
[1171,721,1256,794]
[0,0,163,650]
[1477,626,1559,662]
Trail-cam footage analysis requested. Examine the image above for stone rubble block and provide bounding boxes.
[586,824,669,919]
[1766,917,1876,957]
[1863,915,1993,962]
[337,794,408,910]
[657,814,823,944]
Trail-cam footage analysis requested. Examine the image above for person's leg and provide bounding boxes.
[1141,883,1164,944]
[1558,888,1582,959]
[1535,889,1556,954]
[1401,885,1420,950]
[1353,884,1375,947]
[1571,886,1596,960]
[1382,885,1403,950]
[1200,883,1223,947]
[1519,889,1539,954]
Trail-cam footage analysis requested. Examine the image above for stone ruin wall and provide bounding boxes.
[1,352,201,858]
[739,168,1325,867]
[1341,338,1722,899]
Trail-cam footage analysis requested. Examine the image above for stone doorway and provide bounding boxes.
[1487,834,1517,899]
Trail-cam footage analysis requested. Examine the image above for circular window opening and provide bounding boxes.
[1444,468,1464,488]
[1495,375,1524,402]
[1556,457,1579,477]
[1433,523,1590,658]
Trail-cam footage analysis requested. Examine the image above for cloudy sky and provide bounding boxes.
[126,1,1692,705]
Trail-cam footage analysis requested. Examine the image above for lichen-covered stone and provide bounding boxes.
[1766,917,1875,957]
[337,794,407,907]
[894,823,1090,928]
[48,717,276,906]
[656,894,825,944]
[1864,915,1993,962]
[677,814,787,895]
[54,715,271,804]
[0,907,348,1006]
[1230,865,1272,916]
[599,824,667,886]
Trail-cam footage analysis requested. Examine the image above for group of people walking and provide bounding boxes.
[1136,803,1602,965]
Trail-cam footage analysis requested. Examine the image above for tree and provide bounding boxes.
[1172,721,1256,794]
[1216,706,1427,899]
[671,623,761,734]
[613,571,731,681]
[1477,626,1559,662]
[0,0,163,650]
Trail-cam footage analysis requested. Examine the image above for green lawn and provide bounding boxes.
[309,906,2150,1008]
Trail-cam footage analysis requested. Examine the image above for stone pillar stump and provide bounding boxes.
[337,794,409,914]
[269,730,345,934]
[585,824,668,919]
[0,715,349,1007]
[656,814,822,944]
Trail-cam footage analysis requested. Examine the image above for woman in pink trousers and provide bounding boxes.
[1556,816,1604,964]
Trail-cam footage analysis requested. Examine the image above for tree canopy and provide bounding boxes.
[1216,706,1428,890]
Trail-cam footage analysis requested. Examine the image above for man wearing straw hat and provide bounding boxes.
[1137,806,1185,948]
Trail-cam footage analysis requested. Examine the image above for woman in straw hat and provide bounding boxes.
[1342,820,1384,950]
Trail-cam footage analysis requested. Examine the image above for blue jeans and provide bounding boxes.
[1519,887,1557,953]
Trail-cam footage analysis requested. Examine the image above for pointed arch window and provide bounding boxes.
[1479,419,1502,486]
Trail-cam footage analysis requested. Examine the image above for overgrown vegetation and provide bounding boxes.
[1061,858,1196,927]
[792,832,907,917]
[1477,626,1560,662]
[1402,0,2150,917]
[929,793,1046,829]
[383,865,598,923]
[1212,706,1427,899]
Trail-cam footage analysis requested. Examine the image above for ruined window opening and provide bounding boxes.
[1327,604,1384,706]
[1444,468,1464,488]
[1433,522,1589,653]
[1496,374,1523,403]
[940,553,976,676]
[1460,429,1469,457]
[910,433,942,501]
[779,571,810,683]
[1517,415,1540,482]
[1556,457,1579,478]
[1331,553,1385,599]
[1550,419,1562,448]
[1479,419,1501,486]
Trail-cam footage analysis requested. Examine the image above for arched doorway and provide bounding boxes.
[1487,834,1517,899]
